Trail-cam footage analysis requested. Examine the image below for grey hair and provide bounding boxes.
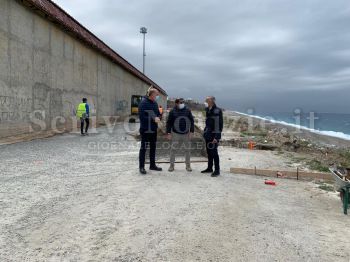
[207,96,216,102]
[147,86,158,97]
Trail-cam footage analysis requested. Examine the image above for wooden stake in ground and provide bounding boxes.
[230,167,332,181]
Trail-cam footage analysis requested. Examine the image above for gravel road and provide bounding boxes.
[0,124,349,261]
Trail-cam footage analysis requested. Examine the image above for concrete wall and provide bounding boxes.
[0,0,167,138]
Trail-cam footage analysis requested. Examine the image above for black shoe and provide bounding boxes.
[211,171,220,177]
[150,166,162,171]
[139,168,147,175]
[201,168,213,173]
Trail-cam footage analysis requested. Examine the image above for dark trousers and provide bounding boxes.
[80,118,89,134]
[206,140,220,171]
[139,132,157,168]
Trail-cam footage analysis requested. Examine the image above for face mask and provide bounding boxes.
[204,102,209,108]
[179,103,185,110]
[155,95,160,101]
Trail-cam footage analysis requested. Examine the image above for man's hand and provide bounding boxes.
[154,117,161,123]
[212,138,218,144]
[166,133,172,140]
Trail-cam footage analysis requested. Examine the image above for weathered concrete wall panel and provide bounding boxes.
[0,0,9,32]
[10,37,33,85]
[9,0,33,46]
[33,49,51,86]
[0,29,9,84]
[34,15,50,52]
[50,26,64,58]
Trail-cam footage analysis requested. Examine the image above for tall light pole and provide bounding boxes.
[140,27,147,74]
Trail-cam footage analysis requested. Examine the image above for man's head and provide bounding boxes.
[147,86,159,102]
[205,96,216,108]
[175,98,185,107]
[175,98,185,109]
[82,98,87,103]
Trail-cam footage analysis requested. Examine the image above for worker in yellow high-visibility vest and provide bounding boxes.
[76,98,90,136]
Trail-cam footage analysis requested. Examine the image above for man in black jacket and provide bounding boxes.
[201,96,223,177]
[166,98,194,172]
[138,87,163,175]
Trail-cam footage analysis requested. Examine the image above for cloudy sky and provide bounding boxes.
[55,0,350,114]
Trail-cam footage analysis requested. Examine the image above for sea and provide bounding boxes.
[234,111,350,141]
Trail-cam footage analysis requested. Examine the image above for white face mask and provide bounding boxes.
[179,103,185,110]
[155,95,160,101]
[204,102,209,108]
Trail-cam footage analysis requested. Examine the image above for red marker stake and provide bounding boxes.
[265,180,276,186]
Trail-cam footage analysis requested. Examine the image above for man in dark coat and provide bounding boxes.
[138,87,163,175]
[201,96,223,177]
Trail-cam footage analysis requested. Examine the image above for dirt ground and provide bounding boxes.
[0,124,349,261]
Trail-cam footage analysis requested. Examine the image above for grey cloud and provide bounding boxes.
[55,0,350,113]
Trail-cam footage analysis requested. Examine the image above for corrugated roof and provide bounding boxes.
[21,0,167,96]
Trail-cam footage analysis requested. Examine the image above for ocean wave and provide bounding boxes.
[231,111,350,141]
